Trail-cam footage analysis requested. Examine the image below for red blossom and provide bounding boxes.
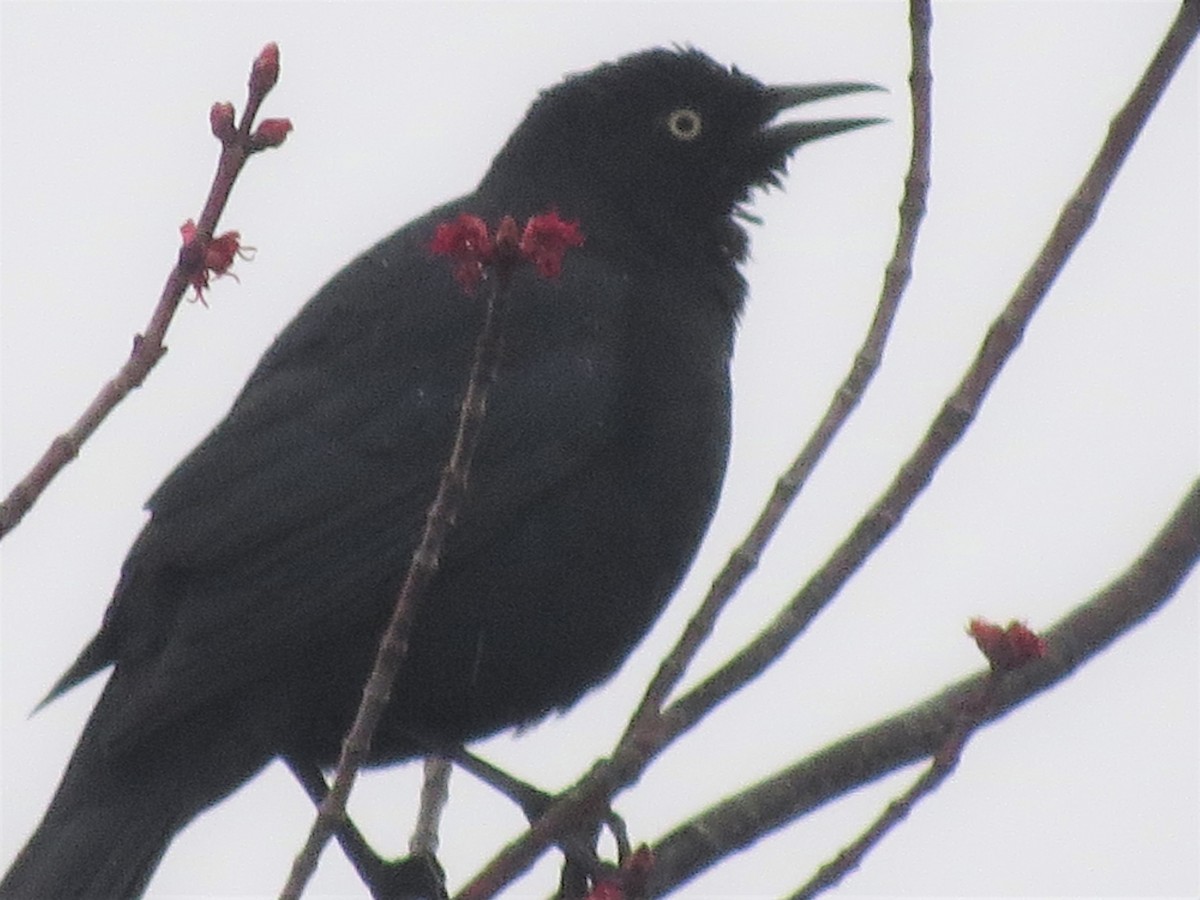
[429,210,584,294]
[430,214,494,293]
[520,211,585,279]
[250,117,294,151]
[249,42,281,98]
[179,220,252,305]
[968,618,1048,672]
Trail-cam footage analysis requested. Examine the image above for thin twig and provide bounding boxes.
[450,751,552,822]
[447,748,632,881]
[623,0,932,744]
[411,758,453,857]
[456,758,622,900]
[0,44,289,540]
[285,758,391,891]
[280,267,514,898]
[785,679,993,900]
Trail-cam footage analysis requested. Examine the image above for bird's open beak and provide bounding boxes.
[763,82,886,148]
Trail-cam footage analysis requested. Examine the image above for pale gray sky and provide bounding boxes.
[1,2,1197,897]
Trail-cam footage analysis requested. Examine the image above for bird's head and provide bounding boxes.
[481,47,883,259]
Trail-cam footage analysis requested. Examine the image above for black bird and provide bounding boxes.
[1,47,878,897]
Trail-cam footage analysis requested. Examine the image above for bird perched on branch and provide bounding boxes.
[1,46,879,897]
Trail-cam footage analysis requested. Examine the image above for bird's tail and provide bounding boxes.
[2,781,179,898]
[1,683,273,898]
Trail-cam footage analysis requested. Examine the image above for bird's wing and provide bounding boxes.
[52,202,627,726]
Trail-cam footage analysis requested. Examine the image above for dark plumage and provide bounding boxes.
[1,47,878,897]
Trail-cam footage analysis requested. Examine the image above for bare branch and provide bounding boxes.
[623,0,933,742]
[0,44,291,541]
[284,758,393,891]
[648,477,1200,894]
[411,758,453,857]
[280,267,511,898]
[655,0,1199,749]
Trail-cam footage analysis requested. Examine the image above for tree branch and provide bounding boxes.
[654,0,1199,751]
[279,269,511,899]
[648,477,1200,894]
[623,0,933,743]
[0,44,290,541]
[281,213,583,897]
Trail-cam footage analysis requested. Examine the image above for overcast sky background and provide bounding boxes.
[1,2,1197,898]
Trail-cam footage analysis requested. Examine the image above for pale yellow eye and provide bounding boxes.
[666,107,703,141]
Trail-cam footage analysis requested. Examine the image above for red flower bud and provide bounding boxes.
[180,219,200,247]
[209,102,237,144]
[249,42,281,98]
[493,215,522,259]
[490,215,524,276]
[967,618,1047,672]
[249,117,293,151]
